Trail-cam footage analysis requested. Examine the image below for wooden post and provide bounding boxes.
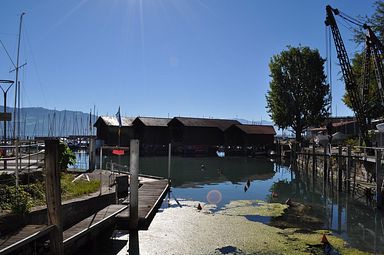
[338,145,343,192]
[129,139,140,255]
[346,146,352,193]
[168,143,171,186]
[375,149,383,209]
[44,139,64,255]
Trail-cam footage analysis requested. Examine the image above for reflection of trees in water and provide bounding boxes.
[271,165,384,254]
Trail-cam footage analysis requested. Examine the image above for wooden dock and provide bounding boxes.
[116,178,170,230]
[0,225,55,255]
[0,176,169,255]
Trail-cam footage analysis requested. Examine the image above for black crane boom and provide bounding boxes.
[325,5,371,146]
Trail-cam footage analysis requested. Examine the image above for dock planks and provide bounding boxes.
[0,224,54,255]
[116,178,169,230]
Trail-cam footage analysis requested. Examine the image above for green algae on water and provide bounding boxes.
[218,200,288,217]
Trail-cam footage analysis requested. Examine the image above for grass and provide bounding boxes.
[60,173,101,200]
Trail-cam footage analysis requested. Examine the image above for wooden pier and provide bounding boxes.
[0,175,169,255]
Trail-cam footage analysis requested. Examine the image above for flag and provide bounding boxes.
[116,106,122,138]
[116,106,122,128]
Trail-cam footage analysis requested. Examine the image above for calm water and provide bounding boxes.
[95,155,384,254]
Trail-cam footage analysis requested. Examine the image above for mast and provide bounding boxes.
[13,12,25,141]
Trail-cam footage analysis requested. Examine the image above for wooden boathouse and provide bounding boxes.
[94,115,276,156]
[225,124,276,155]
[133,117,171,155]
[93,116,135,146]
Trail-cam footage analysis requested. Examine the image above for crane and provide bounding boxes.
[325,5,371,146]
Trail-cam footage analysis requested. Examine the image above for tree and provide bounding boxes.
[343,1,384,128]
[266,46,330,142]
[354,1,384,44]
[343,52,383,123]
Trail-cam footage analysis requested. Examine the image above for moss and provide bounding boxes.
[218,200,288,217]
[136,200,372,255]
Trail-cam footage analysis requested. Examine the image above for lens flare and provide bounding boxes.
[206,190,222,204]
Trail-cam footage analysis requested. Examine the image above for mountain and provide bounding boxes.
[0,106,97,138]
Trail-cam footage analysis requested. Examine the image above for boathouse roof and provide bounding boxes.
[133,117,171,127]
[231,124,276,135]
[94,116,135,127]
[170,117,241,131]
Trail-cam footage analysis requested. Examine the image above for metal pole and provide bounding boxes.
[99,146,103,170]
[13,12,25,141]
[15,140,18,187]
[129,139,139,255]
[168,143,171,186]
[376,149,383,209]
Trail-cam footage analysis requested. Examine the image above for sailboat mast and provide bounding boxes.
[13,12,25,141]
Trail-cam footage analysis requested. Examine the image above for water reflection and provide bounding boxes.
[100,155,383,254]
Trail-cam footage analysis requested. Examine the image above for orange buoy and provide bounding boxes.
[321,234,329,244]
[197,203,202,210]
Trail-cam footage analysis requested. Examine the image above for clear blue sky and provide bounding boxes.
[0,0,377,121]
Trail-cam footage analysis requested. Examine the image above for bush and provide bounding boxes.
[0,185,32,214]
[58,142,76,172]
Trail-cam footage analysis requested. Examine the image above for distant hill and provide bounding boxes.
[0,106,97,138]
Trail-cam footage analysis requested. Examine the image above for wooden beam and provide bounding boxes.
[44,139,64,255]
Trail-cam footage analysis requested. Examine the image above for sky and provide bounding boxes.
[0,0,378,122]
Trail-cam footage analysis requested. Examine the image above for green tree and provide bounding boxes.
[342,52,383,122]
[58,142,76,172]
[343,1,384,128]
[354,1,384,44]
[266,46,330,142]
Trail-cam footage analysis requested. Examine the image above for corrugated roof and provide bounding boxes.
[173,117,241,131]
[100,116,135,127]
[234,124,276,135]
[135,117,171,127]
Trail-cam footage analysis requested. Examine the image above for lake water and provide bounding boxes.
[85,154,384,254]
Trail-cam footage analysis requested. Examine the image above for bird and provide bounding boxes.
[197,203,202,210]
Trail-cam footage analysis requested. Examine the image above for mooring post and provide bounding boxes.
[129,139,140,255]
[99,146,103,195]
[88,137,96,171]
[44,139,64,255]
[375,149,383,209]
[346,146,352,193]
[323,146,327,184]
[15,140,19,187]
[168,143,171,186]
[338,145,343,192]
[312,143,316,185]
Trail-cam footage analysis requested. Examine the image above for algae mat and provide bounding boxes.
[118,200,373,255]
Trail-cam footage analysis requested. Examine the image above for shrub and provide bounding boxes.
[58,142,76,172]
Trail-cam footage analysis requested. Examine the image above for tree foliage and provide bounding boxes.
[344,1,384,121]
[266,46,330,142]
[58,142,76,172]
[354,1,384,44]
[342,52,384,121]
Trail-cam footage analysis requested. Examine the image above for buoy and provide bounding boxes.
[285,198,292,206]
[321,234,329,244]
[197,203,202,210]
